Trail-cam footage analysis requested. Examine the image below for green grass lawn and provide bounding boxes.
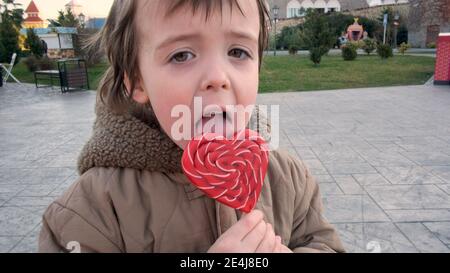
[259,54,436,92]
[8,54,435,92]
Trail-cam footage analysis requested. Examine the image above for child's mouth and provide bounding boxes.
[198,111,233,137]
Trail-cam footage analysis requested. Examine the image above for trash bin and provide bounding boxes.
[57,58,90,93]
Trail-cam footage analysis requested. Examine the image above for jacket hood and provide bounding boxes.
[77,100,271,175]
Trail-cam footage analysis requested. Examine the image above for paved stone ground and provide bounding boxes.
[1,83,449,253]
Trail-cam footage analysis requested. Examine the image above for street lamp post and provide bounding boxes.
[272,5,279,56]
[78,13,86,29]
[383,13,388,45]
[393,12,400,48]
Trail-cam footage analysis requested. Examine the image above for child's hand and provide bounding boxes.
[279,244,294,253]
[207,210,283,253]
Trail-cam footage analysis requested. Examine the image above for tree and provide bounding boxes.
[300,9,335,65]
[358,17,381,39]
[375,7,402,46]
[0,0,24,29]
[0,16,20,63]
[325,12,353,38]
[47,9,80,28]
[0,0,23,63]
[24,28,44,58]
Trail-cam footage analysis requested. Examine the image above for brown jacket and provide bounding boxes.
[38,102,345,253]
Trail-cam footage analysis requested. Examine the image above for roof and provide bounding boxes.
[20,27,78,36]
[339,0,370,11]
[24,16,44,22]
[25,0,39,13]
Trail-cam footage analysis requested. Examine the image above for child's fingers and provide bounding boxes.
[240,220,267,252]
[255,223,276,253]
[280,244,293,253]
[224,210,264,240]
[273,236,282,253]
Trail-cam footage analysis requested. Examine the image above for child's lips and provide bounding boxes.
[198,114,233,137]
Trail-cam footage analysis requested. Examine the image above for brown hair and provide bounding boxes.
[89,0,271,114]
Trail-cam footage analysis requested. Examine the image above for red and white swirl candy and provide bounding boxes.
[181,129,269,213]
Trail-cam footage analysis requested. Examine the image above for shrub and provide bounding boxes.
[426,42,436,49]
[288,45,299,55]
[39,56,55,70]
[349,40,364,49]
[377,44,393,59]
[279,25,304,52]
[362,38,377,55]
[301,9,335,65]
[342,45,357,61]
[398,42,411,55]
[309,48,324,65]
[24,55,40,72]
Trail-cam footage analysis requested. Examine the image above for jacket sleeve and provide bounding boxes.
[286,153,346,253]
[38,168,123,253]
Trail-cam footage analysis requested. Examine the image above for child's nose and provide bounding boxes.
[200,64,231,92]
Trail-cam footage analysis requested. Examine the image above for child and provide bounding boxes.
[39,0,345,253]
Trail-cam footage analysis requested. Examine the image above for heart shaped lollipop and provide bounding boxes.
[181,129,269,213]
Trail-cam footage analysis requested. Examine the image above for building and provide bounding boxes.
[408,0,450,48]
[20,27,78,59]
[86,18,106,29]
[367,0,409,6]
[22,0,45,29]
[267,0,343,18]
[65,0,84,17]
[267,0,366,19]
[266,0,409,19]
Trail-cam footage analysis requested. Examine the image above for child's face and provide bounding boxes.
[132,0,261,149]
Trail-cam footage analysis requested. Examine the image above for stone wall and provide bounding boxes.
[270,18,304,34]
[266,0,370,19]
[342,3,410,20]
[409,0,450,48]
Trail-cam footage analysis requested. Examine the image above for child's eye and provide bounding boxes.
[170,51,195,63]
[229,48,251,60]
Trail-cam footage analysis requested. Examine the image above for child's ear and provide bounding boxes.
[124,72,149,104]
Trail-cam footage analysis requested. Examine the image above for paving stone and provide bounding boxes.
[385,209,450,222]
[375,166,446,185]
[396,223,450,253]
[423,222,450,245]
[365,185,450,210]
[322,195,390,223]
[0,206,43,236]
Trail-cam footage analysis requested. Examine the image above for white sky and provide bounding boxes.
[14,0,113,22]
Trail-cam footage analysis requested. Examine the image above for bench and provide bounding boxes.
[34,70,62,91]
[34,59,90,93]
